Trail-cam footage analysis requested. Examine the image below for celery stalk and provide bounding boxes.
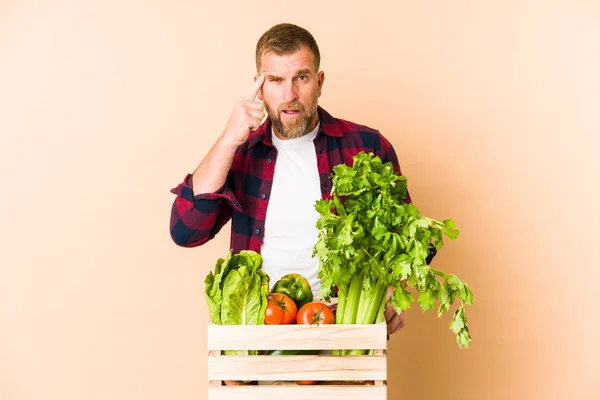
[347,280,388,355]
[375,288,387,324]
[356,280,387,324]
[343,274,363,324]
[335,283,348,325]
[333,283,348,356]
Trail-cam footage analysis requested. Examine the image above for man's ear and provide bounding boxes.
[317,71,325,97]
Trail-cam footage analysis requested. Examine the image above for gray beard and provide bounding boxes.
[265,101,318,139]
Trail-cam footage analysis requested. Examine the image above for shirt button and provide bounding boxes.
[255,228,261,235]
[267,158,273,163]
[260,194,266,199]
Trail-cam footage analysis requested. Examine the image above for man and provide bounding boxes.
[170,23,408,335]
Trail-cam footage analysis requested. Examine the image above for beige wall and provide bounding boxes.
[1,1,599,399]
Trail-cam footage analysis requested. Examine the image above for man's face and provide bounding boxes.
[257,46,325,140]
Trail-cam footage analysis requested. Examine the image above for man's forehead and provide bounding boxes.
[260,48,317,75]
[263,66,314,78]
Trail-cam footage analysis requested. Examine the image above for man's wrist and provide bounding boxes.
[217,133,242,152]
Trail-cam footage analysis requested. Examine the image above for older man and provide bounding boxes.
[170,23,412,335]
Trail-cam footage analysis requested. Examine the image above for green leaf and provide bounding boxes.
[418,290,436,312]
[391,286,414,312]
[443,219,460,240]
[463,286,476,306]
[315,199,333,216]
[204,250,234,324]
[446,275,465,292]
[449,307,465,334]
[204,250,269,326]
[457,324,472,349]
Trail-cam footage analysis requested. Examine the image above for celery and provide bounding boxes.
[313,152,475,349]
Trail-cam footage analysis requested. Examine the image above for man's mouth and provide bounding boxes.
[281,109,301,116]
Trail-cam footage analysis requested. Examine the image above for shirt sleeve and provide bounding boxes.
[169,173,241,247]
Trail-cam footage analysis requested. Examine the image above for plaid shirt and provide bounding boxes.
[169,106,410,253]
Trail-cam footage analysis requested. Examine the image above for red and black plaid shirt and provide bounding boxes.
[169,106,409,253]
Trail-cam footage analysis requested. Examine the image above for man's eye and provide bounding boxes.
[269,78,282,82]
[297,75,308,81]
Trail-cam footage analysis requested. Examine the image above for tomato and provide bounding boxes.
[264,293,297,325]
[223,380,256,386]
[296,301,335,326]
[264,296,283,325]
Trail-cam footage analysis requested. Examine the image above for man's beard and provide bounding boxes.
[264,96,318,139]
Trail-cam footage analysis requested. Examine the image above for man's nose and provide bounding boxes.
[282,80,298,102]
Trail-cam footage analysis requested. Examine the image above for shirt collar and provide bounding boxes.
[247,106,343,149]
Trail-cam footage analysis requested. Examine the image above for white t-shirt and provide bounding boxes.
[260,123,323,299]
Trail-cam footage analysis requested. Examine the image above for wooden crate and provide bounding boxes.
[207,322,387,400]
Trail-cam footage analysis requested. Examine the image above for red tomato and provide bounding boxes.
[264,296,283,325]
[296,301,335,326]
[265,293,297,325]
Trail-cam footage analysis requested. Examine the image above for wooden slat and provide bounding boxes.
[208,354,386,381]
[373,348,385,386]
[208,384,386,400]
[207,323,387,350]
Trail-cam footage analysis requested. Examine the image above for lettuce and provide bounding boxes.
[204,249,269,326]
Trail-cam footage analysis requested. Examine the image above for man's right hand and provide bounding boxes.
[191,74,266,195]
[220,73,266,149]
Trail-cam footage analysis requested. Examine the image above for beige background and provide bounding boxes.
[1,1,599,399]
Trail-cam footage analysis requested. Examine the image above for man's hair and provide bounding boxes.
[255,23,321,72]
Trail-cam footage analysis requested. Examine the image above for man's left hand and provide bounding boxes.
[384,286,404,336]
[384,302,404,335]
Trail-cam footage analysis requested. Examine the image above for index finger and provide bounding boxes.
[246,73,265,100]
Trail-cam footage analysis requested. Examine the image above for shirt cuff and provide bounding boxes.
[171,174,241,210]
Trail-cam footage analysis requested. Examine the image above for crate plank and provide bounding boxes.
[208,354,386,381]
[207,323,387,350]
[207,323,387,398]
[208,384,386,400]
